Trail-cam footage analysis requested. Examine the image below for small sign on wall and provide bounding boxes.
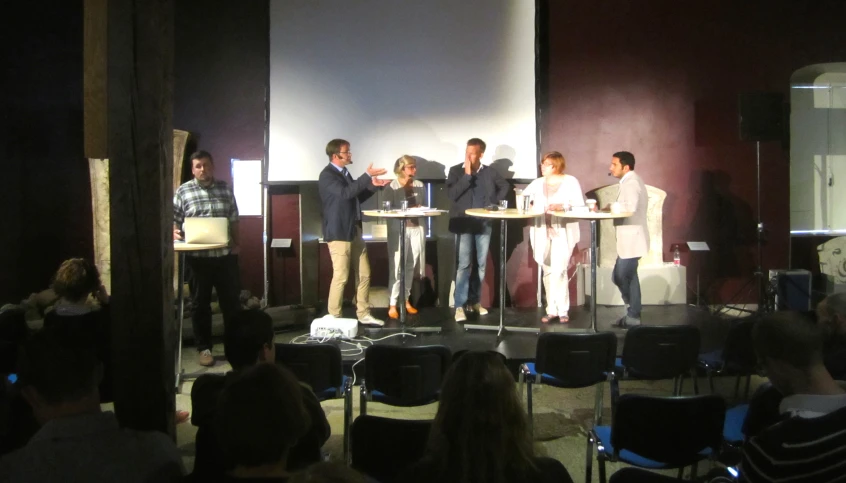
[231,159,262,216]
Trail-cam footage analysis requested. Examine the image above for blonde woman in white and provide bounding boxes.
[523,151,584,323]
[386,155,427,319]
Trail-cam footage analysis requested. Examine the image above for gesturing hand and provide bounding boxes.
[366,163,387,177]
[371,177,390,187]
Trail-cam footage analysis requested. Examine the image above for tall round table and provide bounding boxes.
[551,211,632,332]
[362,209,443,332]
[174,241,228,387]
[464,208,543,336]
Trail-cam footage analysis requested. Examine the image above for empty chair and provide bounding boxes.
[698,318,757,400]
[274,342,353,459]
[519,332,617,436]
[350,415,432,483]
[359,344,452,415]
[587,394,726,483]
[615,325,701,400]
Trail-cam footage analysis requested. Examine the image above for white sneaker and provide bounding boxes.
[454,307,467,322]
[358,314,384,327]
[471,303,488,315]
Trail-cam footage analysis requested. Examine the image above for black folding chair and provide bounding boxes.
[587,394,726,483]
[275,343,353,460]
[519,332,617,437]
[359,344,452,415]
[614,325,701,404]
[350,415,432,483]
[698,318,757,400]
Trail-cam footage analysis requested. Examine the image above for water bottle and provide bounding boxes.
[673,246,681,266]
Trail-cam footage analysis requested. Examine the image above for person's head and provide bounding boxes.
[326,139,352,167]
[224,309,276,372]
[17,327,102,423]
[540,151,566,177]
[426,351,534,481]
[394,155,417,180]
[0,307,28,375]
[216,363,310,473]
[817,293,846,339]
[609,151,635,179]
[51,258,101,303]
[753,311,826,395]
[465,138,486,170]
[190,150,215,185]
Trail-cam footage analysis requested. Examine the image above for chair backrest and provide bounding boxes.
[363,344,451,406]
[611,394,726,466]
[350,415,432,483]
[621,325,700,379]
[536,332,617,387]
[275,343,343,397]
[722,318,757,372]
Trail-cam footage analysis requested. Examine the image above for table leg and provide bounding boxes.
[399,217,407,330]
[590,219,597,332]
[175,252,186,389]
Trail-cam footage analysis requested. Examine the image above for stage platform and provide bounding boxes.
[178,304,736,385]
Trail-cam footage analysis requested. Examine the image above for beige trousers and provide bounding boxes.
[327,228,371,319]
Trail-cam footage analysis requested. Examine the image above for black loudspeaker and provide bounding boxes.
[739,92,785,142]
[769,269,812,311]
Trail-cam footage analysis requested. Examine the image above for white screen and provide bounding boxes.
[268,0,537,181]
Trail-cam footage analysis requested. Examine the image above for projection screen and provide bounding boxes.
[267,0,537,181]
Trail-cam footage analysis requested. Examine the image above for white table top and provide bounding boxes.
[174,242,228,252]
[551,210,633,220]
[363,209,444,218]
[465,208,543,219]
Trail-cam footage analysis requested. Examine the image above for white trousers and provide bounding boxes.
[541,247,573,316]
[388,225,424,306]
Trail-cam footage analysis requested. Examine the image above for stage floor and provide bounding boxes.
[178,303,735,385]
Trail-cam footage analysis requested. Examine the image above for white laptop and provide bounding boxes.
[183,217,230,244]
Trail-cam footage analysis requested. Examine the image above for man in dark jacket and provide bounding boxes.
[446,138,509,322]
[318,139,389,326]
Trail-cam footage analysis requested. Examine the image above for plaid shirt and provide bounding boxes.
[174,178,239,257]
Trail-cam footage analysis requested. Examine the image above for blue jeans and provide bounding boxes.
[612,256,641,318]
[454,223,492,308]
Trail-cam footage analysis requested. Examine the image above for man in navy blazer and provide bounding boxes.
[318,139,389,326]
[446,138,510,322]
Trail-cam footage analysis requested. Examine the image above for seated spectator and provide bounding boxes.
[191,309,330,478]
[740,311,846,482]
[43,258,113,402]
[816,292,846,379]
[0,327,184,482]
[403,351,573,483]
[215,363,310,482]
[0,307,37,456]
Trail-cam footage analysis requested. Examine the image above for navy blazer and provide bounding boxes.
[318,164,378,242]
[446,163,510,234]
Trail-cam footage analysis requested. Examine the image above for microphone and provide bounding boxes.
[607,173,612,176]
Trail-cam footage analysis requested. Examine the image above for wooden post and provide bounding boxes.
[84,0,176,435]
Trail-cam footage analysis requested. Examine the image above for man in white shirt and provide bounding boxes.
[608,151,648,328]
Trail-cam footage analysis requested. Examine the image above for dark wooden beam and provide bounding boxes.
[102,0,176,435]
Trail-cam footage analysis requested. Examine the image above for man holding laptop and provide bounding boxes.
[174,150,241,367]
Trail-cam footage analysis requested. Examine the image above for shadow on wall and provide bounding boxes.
[412,156,447,180]
[686,169,756,301]
[490,144,516,179]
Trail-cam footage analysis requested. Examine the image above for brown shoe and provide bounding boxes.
[388,306,399,319]
[198,349,214,367]
[405,301,418,314]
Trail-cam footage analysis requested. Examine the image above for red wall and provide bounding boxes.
[541,0,846,303]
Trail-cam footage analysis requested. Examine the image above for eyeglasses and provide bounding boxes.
[339,151,352,156]
[540,163,554,169]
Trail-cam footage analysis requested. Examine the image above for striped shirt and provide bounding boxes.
[174,178,239,258]
[741,393,846,482]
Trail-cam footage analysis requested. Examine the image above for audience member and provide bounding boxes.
[741,311,846,482]
[214,363,310,482]
[0,327,184,482]
[0,307,37,456]
[403,351,573,483]
[191,309,330,478]
[816,292,846,379]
